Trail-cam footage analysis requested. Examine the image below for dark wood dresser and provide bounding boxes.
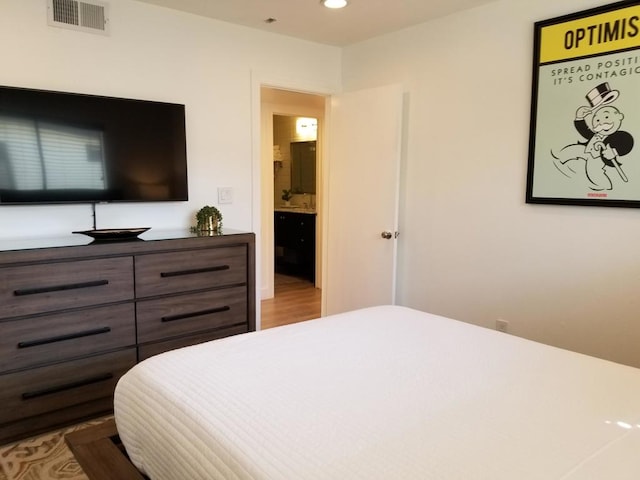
[0,229,255,444]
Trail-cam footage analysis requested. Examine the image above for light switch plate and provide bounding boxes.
[218,187,233,204]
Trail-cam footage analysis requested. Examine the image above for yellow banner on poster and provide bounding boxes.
[540,5,640,64]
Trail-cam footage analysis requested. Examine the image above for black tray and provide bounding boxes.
[72,227,150,241]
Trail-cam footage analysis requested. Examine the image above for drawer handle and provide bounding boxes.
[161,305,230,323]
[14,279,109,296]
[21,373,114,400]
[160,265,230,278]
[17,327,112,349]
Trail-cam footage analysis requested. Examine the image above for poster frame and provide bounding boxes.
[526,0,640,208]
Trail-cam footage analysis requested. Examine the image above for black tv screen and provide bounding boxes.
[0,85,188,204]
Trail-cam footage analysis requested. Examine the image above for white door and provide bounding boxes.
[323,84,403,315]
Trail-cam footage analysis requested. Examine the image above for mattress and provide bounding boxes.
[114,305,640,479]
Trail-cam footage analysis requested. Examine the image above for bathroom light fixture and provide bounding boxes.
[322,0,348,9]
[296,117,318,139]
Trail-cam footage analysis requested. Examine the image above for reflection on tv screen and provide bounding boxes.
[0,115,107,192]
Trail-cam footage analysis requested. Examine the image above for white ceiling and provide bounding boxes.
[134,0,497,46]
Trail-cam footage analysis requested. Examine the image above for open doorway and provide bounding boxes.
[273,115,316,283]
[254,82,404,327]
[260,88,325,329]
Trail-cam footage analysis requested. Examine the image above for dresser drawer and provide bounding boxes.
[0,303,135,373]
[0,257,133,319]
[0,396,114,446]
[138,324,249,361]
[136,286,247,344]
[135,246,247,298]
[0,349,136,425]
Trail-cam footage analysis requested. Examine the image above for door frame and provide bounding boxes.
[263,104,324,294]
[250,72,336,329]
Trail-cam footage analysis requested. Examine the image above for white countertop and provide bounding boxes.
[275,206,316,214]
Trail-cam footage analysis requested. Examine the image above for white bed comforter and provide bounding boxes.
[114,305,640,479]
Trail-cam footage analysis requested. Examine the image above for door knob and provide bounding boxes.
[381,231,393,239]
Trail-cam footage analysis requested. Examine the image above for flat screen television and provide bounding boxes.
[0,85,188,204]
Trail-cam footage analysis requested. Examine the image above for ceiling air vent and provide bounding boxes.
[47,0,109,35]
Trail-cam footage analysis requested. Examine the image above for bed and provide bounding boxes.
[114,305,640,479]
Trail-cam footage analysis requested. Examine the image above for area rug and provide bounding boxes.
[0,417,110,480]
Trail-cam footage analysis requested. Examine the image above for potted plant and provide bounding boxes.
[192,205,223,233]
[281,189,293,206]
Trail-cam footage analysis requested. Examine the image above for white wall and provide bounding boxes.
[5,0,639,368]
[0,0,340,238]
[342,0,640,368]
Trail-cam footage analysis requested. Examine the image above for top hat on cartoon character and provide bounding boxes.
[585,82,619,109]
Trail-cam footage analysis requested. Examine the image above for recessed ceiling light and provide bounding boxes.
[322,0,348,9]
[264,17,277,24]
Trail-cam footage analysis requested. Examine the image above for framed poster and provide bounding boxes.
[527,1,640,207]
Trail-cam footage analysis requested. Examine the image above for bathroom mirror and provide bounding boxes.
[273,115,318,201]
[291,141,316,194]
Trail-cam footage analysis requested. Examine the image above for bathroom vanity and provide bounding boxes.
[274,209,316,284]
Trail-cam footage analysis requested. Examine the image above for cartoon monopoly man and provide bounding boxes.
[552,82,634,191]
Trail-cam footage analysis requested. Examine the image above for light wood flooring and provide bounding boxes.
[261,274,321,329]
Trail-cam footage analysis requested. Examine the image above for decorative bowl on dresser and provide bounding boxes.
[0,229,255,444]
